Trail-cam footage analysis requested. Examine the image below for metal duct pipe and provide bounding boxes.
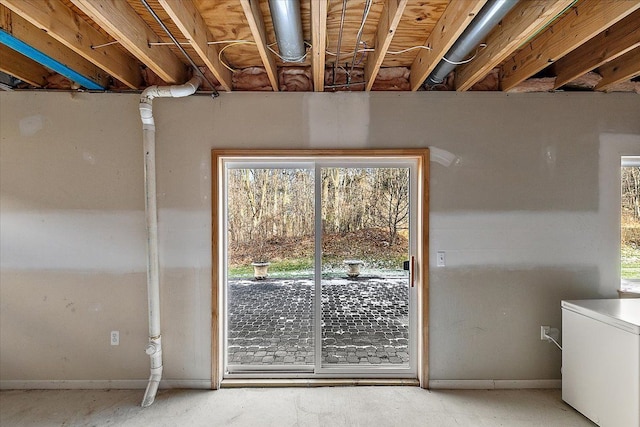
[139,75,202,408]
[425,0,519,87]
[269,0,305,62]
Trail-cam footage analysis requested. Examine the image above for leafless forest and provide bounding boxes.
[622,166,640,247]
[227,167,410,267]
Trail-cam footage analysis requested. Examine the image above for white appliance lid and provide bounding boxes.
[562,299,640,334]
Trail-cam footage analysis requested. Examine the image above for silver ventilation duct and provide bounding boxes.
[425,0,519,87]
[269,0,305,63]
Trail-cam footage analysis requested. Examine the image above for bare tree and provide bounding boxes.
[228,168,315,260]
[368,168,410,246]
[227,166,410,263]
[622,167,640,220]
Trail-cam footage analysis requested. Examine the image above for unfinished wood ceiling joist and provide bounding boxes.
[310,0,327,91]
[409,0,488,91]
[552,8,640,89]
[70,0,188,83]
[158,0,232,91]
[500,0,640,91]
[0,43,49,86]
[596,46,640,91]
[0,4,110,88]
[455,0,575,92]
[0,0,638,93]
[239,0,279,91]
[364,0,408,91]
[2,0,141,88]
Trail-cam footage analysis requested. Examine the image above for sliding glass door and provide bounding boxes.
[225,167,316,372]
[221,156,419,379]
[318,165,412,372]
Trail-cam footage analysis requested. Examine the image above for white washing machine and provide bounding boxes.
[562,299,640,427]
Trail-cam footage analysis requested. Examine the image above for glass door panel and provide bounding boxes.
[320,167,411,368]
[222,159,417,378]
[225,168,315,371]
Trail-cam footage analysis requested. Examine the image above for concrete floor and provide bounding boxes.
[0,387,595,426]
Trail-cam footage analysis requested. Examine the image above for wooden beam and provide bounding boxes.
[0,6,109,88]
[500,0,640,91]
[71,0,187,84]
[455,0,574,92]
[595,46,640,91]
[157,0,232,91]
[1,0,141,89]
[239,0,278,91]
[420,148,430,389]
[553,8,640,89]
[410,0,488,91]
[365,0,408,91]
[211,149,220,389]
[0,43,48,86]
[310,0,327,92]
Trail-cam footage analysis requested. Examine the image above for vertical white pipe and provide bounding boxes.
[139,76,202,407]
[141,120,162,408]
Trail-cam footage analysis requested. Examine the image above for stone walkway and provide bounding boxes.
[227,275,409,367]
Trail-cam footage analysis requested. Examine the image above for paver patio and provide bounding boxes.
[227,275,409,367]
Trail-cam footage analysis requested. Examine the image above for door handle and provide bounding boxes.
[410,255,415,288]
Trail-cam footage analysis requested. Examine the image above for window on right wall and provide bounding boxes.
[621,156,640,296]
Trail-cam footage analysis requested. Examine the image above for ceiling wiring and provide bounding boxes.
[209,40,257,45]
[325,44,432,59]
[348,0,373,82]
[267,45,308,63]
[92,0,435,87]
[90,1,476,90]
[140,0,218,96]
[216,40,310,73]
[441,44,487,65]
[325,81,366,89]
[387,45,432,55]
[332,0,348,86]
[148,40,257,46]
[218,41,257,72]
[354,41,368,66]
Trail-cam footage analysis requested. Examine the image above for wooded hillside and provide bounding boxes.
[227,167,410,268]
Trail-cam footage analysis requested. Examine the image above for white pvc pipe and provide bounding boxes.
[139,76,201,408]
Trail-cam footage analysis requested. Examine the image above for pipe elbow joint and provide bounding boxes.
[168,76,202,98]
[140,86,159,103]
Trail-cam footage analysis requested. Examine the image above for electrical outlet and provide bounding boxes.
[437,251,446,267]
[111,330,119,346]
[540,325,550,341]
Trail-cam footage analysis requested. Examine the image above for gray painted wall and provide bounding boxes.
[1,91,639,387]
